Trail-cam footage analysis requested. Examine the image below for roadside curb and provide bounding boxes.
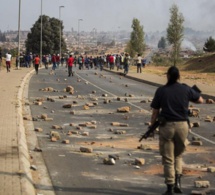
[17,69,36,195]
[104,68,215,99]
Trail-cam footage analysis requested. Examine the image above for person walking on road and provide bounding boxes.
[136,53,142,73]
[67,54,74,77]
[52,54,57,71]
[34,55,40,74]
[150,66,203,195]
[6,52,12,72]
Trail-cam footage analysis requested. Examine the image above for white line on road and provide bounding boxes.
[75,71,215,145]
[76,72,151,113]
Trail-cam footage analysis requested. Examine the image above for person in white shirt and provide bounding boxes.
[136,53,142,73]
[6,52,12,72]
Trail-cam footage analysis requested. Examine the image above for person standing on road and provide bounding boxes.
[109,54,114,70]
[136,53,142,73]
[6,52,12,72]
[67,54,74,77]
[34,55,40,74]
[123,53,129,76]
[150,66,203,195]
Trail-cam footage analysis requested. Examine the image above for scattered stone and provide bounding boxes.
[125,84,128,87]
[119,123,129,127]
[86,103,94,107]
[35,101,42,105]
[41,114,48,119]
[116,97,121,101]
[52,125,62,130]
[134,158,145,166]
[70,110,75,115]
[51,137,57,142]
[76,126,83,130]
[63,104,73,108]
[189,107,200,117]
[44,118,53,121]
[85,81,89,85]
[23,116,32,120]
[206,99,214,104]
[86,124,97,129]
[79,123,87,127]
[91,121,97,125]
[83,105,90,110]
[108,154,119,160]
[140,100,148,103]
[128,94,134,97]
[62,139,70,144]
[82,132,89,136]
[191,189,210,195]
[111,122,120,126]
[80,147,93,153]
[34,127,43,132]
[137,144,152,150]
[59,96,64,99]
[103,158,115,165]
[102,94,108,97]
[191,140,203,146]
[134,166,140,169]
[33,147,42,152]
[114,130,126,134]
[51,110,55,113]
[30,165,37,171]
[194,180,210,188]
[193,122,200,127]
[66,86,74,93]
[50,131,61,140]
[117,106,130,113]
[207,167,215,173]
[204,116,213,122]
[92,90,96,94]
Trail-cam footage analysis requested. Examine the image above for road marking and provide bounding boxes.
[76,72,151,113]
[190,131,215,145]
[76,71,215,145]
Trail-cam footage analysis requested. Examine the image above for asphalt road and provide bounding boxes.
[28,66,215,195]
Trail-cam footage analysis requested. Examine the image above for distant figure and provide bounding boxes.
[67,54,74,77]
[0,52,2,70]
[34,55,40,74]
[56,54,60,68]
[123,53,129,76]
[52,54,57,70]
[109,55,114,70]
[115,54,121,71]
[142,58,146,68]
[136,54,142,73]
[6,52,12,72]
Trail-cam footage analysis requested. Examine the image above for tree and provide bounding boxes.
[25,15,67,55]
[0,31,6,42]
[158,37,166,49]
[125,18,145,57]
[203,36,215,52]
[166,4,184,66]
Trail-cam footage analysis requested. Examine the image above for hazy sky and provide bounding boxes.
[1,0,215,33]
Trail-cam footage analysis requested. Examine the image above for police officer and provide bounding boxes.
[150,66,203,195]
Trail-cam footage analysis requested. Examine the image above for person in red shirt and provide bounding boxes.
[34,55,40,74]
[109,54,114,70]
[67,54,75,76]
[52,54,57,70]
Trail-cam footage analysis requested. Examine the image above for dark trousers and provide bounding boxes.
[68,66,73,76]
[137,63,142,73]
[35,64,39,74]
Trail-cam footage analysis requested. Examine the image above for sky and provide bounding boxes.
[1,0,215,33]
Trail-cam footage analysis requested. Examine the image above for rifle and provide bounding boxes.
[139,116,166,142]
[139,85,201,142]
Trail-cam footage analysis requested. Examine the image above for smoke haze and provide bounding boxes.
[0,0,215,33]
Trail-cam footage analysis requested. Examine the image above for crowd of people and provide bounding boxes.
[1,51,147,76]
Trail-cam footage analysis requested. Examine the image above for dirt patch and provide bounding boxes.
[78,137,159,150]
